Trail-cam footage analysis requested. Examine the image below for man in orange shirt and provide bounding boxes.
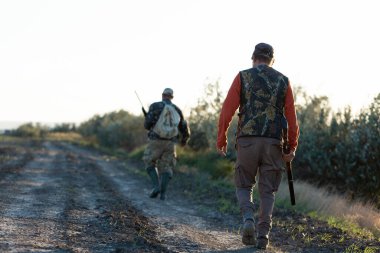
[217,43,299,249]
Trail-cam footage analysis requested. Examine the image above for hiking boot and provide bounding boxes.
[146,167,160,198]
[242,219,256,245]
[159,172,171,200]
[256,236,269,250]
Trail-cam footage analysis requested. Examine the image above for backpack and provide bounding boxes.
[153,102,181,139]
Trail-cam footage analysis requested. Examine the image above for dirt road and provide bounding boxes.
[0,140,272,252]
[0,140,378,253]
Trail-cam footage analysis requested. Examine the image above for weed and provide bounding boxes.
[217,197,234,213]
[364,247,380,253]
[127,145,146,161]
[177,148,234,179]
[276,180,380,239]
[327,216,374,239]
[296,224,306,233]
[304,234,313,245]
[319,233,332,243]
[344,243,361,253]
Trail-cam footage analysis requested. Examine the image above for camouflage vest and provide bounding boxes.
[238,64,289,140]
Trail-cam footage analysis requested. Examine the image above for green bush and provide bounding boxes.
[293,91,380,206]
[187,130,209,151]
[11,123,49,138]
[78,110,146,151]
[188,81,223,150]
[177,148,234,179]
[128,145,146,161]
[51,123,76,133]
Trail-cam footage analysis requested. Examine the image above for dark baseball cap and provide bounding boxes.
[162,88,174,97]
[252,43,274,59]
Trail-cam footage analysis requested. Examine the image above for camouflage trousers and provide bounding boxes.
[143,139,176,177]
[234,136,284,238]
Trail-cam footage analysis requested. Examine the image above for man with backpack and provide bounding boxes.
[216,43,299,249]
[143,88,190,200]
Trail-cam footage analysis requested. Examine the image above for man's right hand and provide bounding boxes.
[282,150,295,163]
[142,107,147,117]
[217,146,227,156]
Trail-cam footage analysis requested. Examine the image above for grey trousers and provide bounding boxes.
[234,137,284,238]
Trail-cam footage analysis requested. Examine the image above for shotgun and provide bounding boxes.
[282,120,296,206]
[134,91,147,117]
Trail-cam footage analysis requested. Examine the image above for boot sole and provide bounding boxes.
[242,223,256,245]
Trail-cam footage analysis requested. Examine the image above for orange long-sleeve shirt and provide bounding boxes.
[217,73,300,152]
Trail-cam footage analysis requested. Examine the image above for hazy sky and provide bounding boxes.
[1,0,379,124]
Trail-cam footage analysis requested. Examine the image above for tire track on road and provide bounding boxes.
[0,141,168,252]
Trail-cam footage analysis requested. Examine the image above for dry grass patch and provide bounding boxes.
[276,180,380,238]
[46,132,83,142]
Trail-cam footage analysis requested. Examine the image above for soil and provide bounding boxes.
[0,140,379,253]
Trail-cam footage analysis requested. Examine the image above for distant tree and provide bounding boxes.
[188,80,224,151]
[292,89,380,206]
[347,94,380,203]
[78,110,146,151]
[51,123,76,133]
[294,94,333,177]
[187,131,209,151]
[12,123,49,138]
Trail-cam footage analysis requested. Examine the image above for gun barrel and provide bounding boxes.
[286,161,296,205]
[134,91,147,116]
[282,118,296,205]
[134,91,144,106]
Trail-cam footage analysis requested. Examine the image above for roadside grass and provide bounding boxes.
[0,135,20,163]
[276,180,380,240]
[174,163,239,214]
[344,244,380,253]
[173,147,239,214]
[127,144,145,161]
[45,132,83,142]
[0,135,26,143]
[176,147,235,179]
[44,132,98,148]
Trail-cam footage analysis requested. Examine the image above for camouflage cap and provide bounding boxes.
[252,43,274,59]
[162,88,174,97]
